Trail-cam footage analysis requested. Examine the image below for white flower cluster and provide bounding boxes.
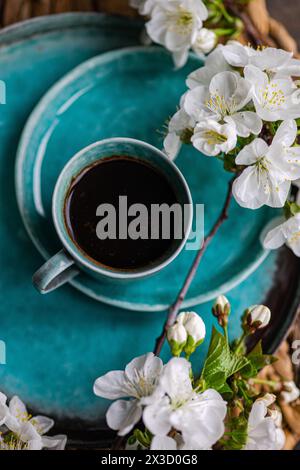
[164,42,300,256]
[130,0,216,67]
[167,311,206,356]
[0,393,66,450]
[244,394,285,450]
[93,309,284,451]
[94,351,227,449]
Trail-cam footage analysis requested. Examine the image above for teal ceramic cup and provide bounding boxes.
[32,138,193,293]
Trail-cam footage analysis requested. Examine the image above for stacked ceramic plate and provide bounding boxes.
[0,13,299,445]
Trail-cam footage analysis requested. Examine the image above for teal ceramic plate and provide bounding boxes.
[0,14,298,445]
[16,45,275,312]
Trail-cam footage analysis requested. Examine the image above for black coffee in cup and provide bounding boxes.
[64,157,184,271]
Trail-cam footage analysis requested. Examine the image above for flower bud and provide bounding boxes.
[212,295,231,327]
[177,312,206,357]
[167,323,187,357]
[243,305,271,333]
[193,28,217,55]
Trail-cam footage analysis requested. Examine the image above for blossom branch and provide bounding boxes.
[153,175,236,356]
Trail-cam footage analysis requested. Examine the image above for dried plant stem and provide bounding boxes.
[153,176,235,357]
[223,0,274,47]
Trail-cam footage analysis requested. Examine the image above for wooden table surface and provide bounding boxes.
[0,0,299,51]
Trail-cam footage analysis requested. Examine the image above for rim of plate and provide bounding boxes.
[15,44,271,312]
[0,12,143,44]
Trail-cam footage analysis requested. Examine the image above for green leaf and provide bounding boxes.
[218,382,234,399]
[240,341,277,378]
[132,429,152,449]
[222,416,248,450]
[201,327,249,392]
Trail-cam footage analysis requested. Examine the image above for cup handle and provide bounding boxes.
[32,249,79,294]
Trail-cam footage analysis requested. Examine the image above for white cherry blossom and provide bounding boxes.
[222,42,291,69]
[244,396,285,450]
[244,65,300,121]
[192,119,237,156]
[221,41,300,78]
[143,358,227,450]
[184,71,261,138]
[192,28,216,56]
[146,0,208,67]
[233,120,300,209]
[94,353,163,436]
[263,213,300,257]
[0,395,66,450]
[187,45,232,89]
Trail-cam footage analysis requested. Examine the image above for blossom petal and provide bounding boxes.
[245,418,276,450]
[269,145,300,181]
[151,435,177,450]
[164,133,181,160]
[159,357,193,401]
[170,389,227,450]
[165,29,192,51]
[41,435,67,450]
[168,108,192,133]
[266,168,291,207]
[93,371,130,399]
[106,399,142,436]
[9,396,27,420]
[143,396,172,436]
[286,214,300,256]
[250,48,292,71]
[248,401,267,428]
[209,71,251,110]
[172,48,189,69]
[275,428,286,450]
[30,415,54,435]
[222,42,250,67]
[184,85,213,121]
[263,221,286,250]
[19,422,41,443]
[272,119,297,147]
[244,65,268,89]
[187,46,231,88]
[232,166,266,210]
[125,352,163,384]
[26,439,43,450]
[192,119,237,156]
[4,413,20,434]
[226,112,262,138]
[235,139,268,165]
[145,13,167,45]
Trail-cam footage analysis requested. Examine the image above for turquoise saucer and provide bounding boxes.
[16,46,275,312]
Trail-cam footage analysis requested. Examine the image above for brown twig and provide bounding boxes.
[223,0,274,47]
[153,176,236,357]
